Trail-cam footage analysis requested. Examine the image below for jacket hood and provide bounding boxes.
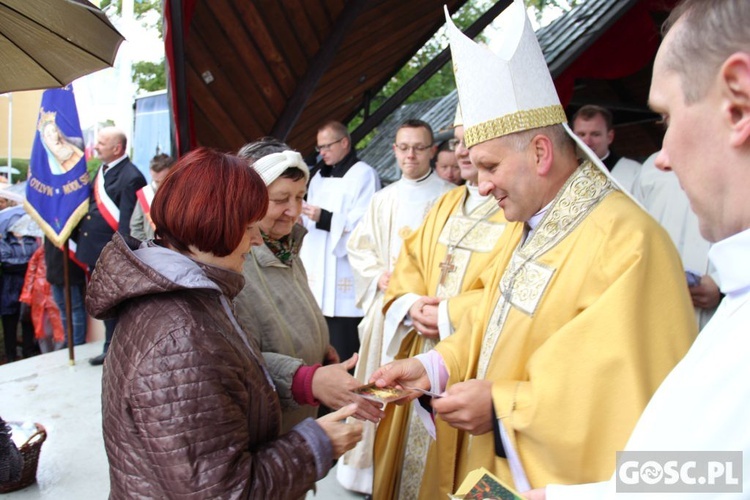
[86,234,245,319]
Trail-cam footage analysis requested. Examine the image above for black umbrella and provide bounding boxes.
[0,0,124,93]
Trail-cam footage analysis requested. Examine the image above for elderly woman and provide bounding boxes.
[87,148,361,499]
[235,139,382,433]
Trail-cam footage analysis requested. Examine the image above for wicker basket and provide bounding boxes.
[0,423,47,493]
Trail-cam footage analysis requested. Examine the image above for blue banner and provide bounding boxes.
[24,85,90,248]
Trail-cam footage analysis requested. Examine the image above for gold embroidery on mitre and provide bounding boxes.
[464,105,567,147]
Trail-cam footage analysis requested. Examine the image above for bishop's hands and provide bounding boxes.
[432,379,494,435]
[409,296,441,338]
[369,358,430,404]
[316,404,363,459]
[312,353,385,423]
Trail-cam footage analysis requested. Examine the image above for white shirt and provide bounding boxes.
[548,227,750,499]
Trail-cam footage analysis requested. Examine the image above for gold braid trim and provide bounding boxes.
[464,105,567,147]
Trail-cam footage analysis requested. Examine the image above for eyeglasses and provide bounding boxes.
[448,138,465,150]
[394,143,433,154]
[315,138,345,152]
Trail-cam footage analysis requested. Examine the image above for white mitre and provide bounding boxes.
[453,102,463,128]
[444,0,635,196]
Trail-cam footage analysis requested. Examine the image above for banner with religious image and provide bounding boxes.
[24,85,91,248]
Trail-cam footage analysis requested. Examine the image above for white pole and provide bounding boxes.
[7,93,12,183]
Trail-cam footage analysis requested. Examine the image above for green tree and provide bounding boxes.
[351,1,493,148]
[372,0,493,109]
[132,59,166,92]
[102,0,166,93]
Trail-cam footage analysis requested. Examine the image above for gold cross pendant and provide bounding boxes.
[438,253,456,286]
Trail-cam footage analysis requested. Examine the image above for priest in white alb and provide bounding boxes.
[634,153,719,329]
[300,121,381,365]
[538,0,750,497]
[338,119,453,495]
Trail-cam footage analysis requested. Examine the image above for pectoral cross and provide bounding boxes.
[438,252,456,286]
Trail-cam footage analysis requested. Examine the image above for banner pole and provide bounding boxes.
[63,240,75,365]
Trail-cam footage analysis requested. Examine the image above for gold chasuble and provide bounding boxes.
[373,185,512,500]
[425,163,697,498]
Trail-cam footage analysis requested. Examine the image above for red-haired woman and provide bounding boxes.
[87,148,362,499]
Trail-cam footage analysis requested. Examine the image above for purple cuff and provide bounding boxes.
[415,350,448,394]
[292,418,334,480]
[291,364,321,406]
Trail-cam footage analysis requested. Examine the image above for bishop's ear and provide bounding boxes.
[531,133,554,177]
[722,52,750,147]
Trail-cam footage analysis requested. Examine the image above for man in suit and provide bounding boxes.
[78,127,146,365]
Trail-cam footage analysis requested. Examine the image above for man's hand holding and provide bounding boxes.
[432,379,494,435]
[370,358,430,404]
[378,271,392,292]
[409,296,441,339]
[689,274,722,309]
[301,201,322,222]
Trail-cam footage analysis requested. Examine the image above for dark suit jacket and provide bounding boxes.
[76,158,146,268]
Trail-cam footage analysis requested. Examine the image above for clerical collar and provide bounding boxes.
[527,200,553,232]
[402,169,432,185]
[318,149,358,178]
[708,227,750,297]
[601,150,621,172]
[464,183,489,214]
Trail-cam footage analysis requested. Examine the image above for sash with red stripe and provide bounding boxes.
[93,167,119,232]
[136,184,156,230]
[67,238,90,277]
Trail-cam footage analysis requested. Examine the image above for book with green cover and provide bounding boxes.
[449,467,525,500]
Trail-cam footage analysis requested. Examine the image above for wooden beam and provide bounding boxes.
[270,0,366,140]
[350,0,512,145]
[169,0,191,156]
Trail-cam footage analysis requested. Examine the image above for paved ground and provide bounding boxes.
[1,342,366,499]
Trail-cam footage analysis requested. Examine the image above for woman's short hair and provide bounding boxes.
[151,147,269,257]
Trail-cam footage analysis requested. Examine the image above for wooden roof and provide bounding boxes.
[168,0,472,156]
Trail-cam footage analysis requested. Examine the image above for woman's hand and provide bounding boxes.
[316,404,363,459]
[312,353,385,423]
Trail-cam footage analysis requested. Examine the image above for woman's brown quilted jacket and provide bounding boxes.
[87,235,332,499]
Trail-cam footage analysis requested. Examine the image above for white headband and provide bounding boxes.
[250,150,310,186]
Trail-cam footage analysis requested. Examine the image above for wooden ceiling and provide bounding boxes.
[172,0,471,156]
